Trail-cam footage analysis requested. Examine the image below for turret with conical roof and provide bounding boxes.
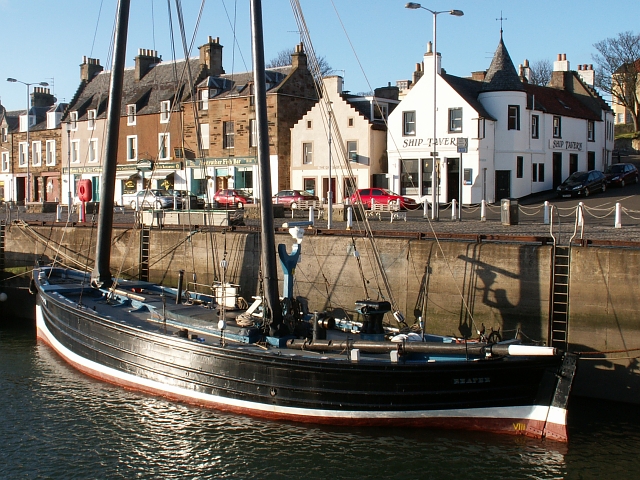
[483,35,524,92]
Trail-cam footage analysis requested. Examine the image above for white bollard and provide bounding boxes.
[347,206,353,230]
[309,206,315,225]
[615,202,622,229]
[56,204,62,222]
[577,202,584,227]
[423,199,428,218]
[544,201,550,225]
[481,200,486,221]
[451,199,457,220]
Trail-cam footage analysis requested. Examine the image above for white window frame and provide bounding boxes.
[448,108,463,133]
[32,140,42,167]
[19,142,28,167]
[158,132,170,159]
[477,118,486,139]
[87,109,97,130]
[1,126,7,142]
[70,111,78,131]
[88,138,98,163]
[223,121,234,149]
[302,142,313,164]
[127,104,136,126]
[553,116,562,138]
[249,119,257,148]
[71,139,80,164]
[1,151,9,172]
[403,111,416,136]
[199,89,209,110]
[46,139,56,166]
[531,114,539,139]
[587,120,595,142]
[199,123,210,151]
[347,140,358,162]
[126,135,138,161]
[160,100,171,123]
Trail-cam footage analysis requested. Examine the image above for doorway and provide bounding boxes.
[446,157,459,202]
[495,170,511,200]
[553,152,563,188]
[322,177,336,203]
[16,177,26,203]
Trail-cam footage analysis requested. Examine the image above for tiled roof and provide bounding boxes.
[525,83,602,121]
[483,37,525,92]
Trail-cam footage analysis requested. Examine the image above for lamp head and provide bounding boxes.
[7,78,17,83]
[450,9,464,16]
[405,2,421,9]
[39,82,49,87]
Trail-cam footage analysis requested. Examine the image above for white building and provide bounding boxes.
[387,36,614,204]
[290,76,399,202]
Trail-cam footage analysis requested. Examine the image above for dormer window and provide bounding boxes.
[373,103,388,121]
[199,90,209,111]
[70,111,78,130]
[127,104,136,125]
[19,112,36,132]
[160,100,171,123]
[1,126,7,142]
[87,109,97,130]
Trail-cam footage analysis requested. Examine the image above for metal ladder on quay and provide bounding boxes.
[139,224,151,282]
[548,204,584,351]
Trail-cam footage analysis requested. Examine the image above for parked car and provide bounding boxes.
[556,170,606,198]
[168,189,203,209]
[272,189,319,209]
[129,189,182,209]
[604,163,639,187]
[213,189,253,208]
[349,188,418,209]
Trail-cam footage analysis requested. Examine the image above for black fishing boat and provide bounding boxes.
[33,0,576,442]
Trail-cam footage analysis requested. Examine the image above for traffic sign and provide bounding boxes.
[457,137,468,153]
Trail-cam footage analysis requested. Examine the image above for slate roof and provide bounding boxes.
[441,73,496,120]
[66,57,205,121]
[196,66,290,99]
[525,83,602,121]
[1,109,22,132]
[482,37,525,92]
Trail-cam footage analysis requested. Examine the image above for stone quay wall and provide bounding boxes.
[4,222,640,404]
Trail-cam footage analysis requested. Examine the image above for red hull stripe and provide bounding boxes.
[36,307,568,441]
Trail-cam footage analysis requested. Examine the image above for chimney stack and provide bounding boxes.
[199,36,224,76]
[31,87,56,108]
[80,56,103,82]
[577,64,595,87]
[553,53,570,72]
[290,43,307,70]
[135,49,161,81]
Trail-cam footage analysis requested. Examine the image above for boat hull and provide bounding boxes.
[35,277,574,441]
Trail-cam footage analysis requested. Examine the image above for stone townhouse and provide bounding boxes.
[289,75,399,202]
[181,42,317,202]
[387,34,614,205]
[0,90,66,204]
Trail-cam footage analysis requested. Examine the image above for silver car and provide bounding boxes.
[130,189,181,210]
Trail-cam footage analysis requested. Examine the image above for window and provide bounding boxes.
[477,118,485,139]
[87,109,97,130]
[400,158,420,195]
[71,140,80,163]
[199,89,209,110]
[553,116,562,138]
[448,108,462,133]
[539,163,545,182]
[158,133,170,159]
[532,163,538,182]
[126,135,137,161]
[373,103,388,121]
[587,120,595,141]
[531,115,539,139]
[347,141,358,163]
[1,152,9,172]
[160,100,171,123]
[508,105,520,130]
[88,139,98,163]
[32,141,42,166]
[302,142,313,164]
[249,84,255,107]
[588,151,595,171]
[127,104,136,125]
[199,123,210,151]
[19,142,28,167]
[304,178,316,196]
[46,140,56,166]
[223,121,234,149]
[19,112,35,132]
[348,118,354,127]
[249,119,257,148]
[70,111,78,130]
[306,120,312,129]
[516,156,523,178]
[403,111,416,136]
[1,126,7,142]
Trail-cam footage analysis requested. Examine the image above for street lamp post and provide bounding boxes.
[65,120,72,220]
[6,78,49,203]
[405,3,463,220]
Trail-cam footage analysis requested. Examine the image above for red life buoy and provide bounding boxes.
[78,179,93,202]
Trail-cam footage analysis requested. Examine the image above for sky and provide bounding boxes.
[1,0,639,112]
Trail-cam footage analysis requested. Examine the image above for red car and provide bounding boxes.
[213,189,253,208]
[272,189,319,209]
[604,163,639,187]
[349,188,418,209]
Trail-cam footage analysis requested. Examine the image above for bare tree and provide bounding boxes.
[267,48,334,77]
[593,31,640,132]
[528,59,552,86]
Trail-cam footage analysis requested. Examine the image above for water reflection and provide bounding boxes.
[1,328,637,479]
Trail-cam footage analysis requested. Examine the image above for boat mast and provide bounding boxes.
[250,0,283,333]
[91,0,131,289]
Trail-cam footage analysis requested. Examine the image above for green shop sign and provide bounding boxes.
[187,157,258,167]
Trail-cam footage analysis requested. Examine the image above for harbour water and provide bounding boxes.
[2,323,638,480]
